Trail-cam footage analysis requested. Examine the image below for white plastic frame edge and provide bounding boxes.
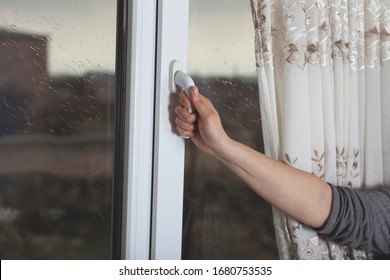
[122,0,156,260]
[151,0,190,260]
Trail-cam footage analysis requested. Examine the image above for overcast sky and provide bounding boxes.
[188,0,257,77]
[0,0,256,77]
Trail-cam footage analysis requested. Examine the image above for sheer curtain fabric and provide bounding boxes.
[250,0,390,259]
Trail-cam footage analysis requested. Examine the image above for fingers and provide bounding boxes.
[188,86,215,117]
[175,111,196,131]
[179,90,191,109]
[176,92,197,122]
[176,125,193,138]
[175,91,198,138]
[175,87,220,140]
[175,86,227,154]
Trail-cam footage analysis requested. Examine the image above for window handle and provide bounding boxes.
[169,60,195,113]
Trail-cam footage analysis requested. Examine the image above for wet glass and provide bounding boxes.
[182,0,278,259]
[0,0,117,259]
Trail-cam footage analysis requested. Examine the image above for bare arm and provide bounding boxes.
[175,87,332,228]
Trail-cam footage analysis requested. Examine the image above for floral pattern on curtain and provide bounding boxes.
[250,0,390,259]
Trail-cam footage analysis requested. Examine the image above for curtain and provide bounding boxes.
[250,0,390,259]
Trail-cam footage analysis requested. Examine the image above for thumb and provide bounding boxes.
[189,86,214,117]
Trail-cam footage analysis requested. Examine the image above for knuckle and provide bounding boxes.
[174,106,181,115]
[175,117,183,125]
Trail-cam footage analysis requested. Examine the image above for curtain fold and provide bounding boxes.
[250,0,390,259]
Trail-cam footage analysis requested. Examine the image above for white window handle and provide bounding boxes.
[169,60,195,113]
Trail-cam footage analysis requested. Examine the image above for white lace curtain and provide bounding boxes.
[250,0,390,259]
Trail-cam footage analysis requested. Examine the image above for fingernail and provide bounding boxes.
[193,86,199,97]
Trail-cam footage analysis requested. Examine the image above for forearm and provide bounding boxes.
[214,138,332,228]
[176,88,332,228]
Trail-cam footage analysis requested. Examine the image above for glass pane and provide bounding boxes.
[0,0,117,259]
[183,0,278,259]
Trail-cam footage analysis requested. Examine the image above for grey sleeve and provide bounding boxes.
[317,185,390,255]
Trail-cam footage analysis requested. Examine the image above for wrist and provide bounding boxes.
[211,134,235,159]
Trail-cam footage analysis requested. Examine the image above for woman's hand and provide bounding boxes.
[174,86,332,229]
[174,86,230,156]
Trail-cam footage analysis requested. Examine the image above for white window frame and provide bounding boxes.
[122,0,189,260]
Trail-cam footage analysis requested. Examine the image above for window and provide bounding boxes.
[0,0,275,260]
[0,0,118,259]
[182,0,278,259]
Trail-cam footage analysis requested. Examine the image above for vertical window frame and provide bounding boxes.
[111,0,129,260]
[120,0,157,260]
[120,0,189,260]
[151,0,190,260]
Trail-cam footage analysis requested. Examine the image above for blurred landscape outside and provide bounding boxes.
[0,0,116,259]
